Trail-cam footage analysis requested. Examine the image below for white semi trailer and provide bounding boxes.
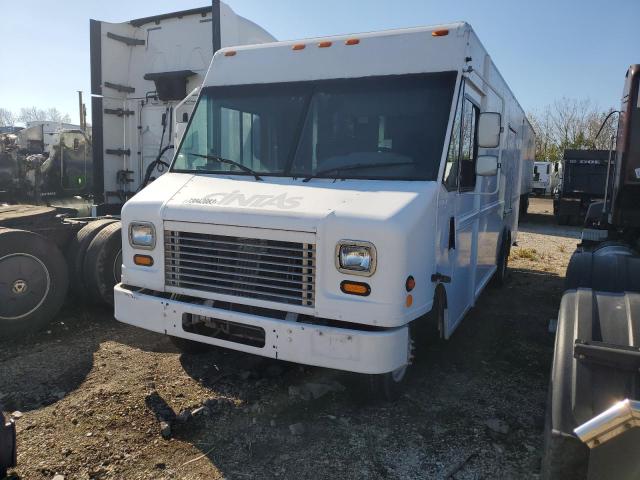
[114,23,535,398]
[90,2,276,214]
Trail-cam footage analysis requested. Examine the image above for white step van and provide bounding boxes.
[114,23,535,397]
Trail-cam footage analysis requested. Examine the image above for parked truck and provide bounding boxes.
[553,149,609,225]
[533,160,559,196]
[0,2,275,340]
[114,22,535,398]
[542,65,640,480]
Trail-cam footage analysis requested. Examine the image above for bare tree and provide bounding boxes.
[17,106,71,124]
[0,108,16,126]
[528,99,618,161]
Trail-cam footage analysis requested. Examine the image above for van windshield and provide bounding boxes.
[172,72,456,181]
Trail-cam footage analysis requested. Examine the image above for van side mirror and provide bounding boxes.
[476,155,498,176]
[477,112,501,148]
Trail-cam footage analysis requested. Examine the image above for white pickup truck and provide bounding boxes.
[114,22,535,398]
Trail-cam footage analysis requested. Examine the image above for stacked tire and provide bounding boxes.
[67,220,123,307]
[0,228,69,338]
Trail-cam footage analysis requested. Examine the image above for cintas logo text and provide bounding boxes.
[184,190,303,209]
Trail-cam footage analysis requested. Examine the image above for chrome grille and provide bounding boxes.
[164,230,315,306]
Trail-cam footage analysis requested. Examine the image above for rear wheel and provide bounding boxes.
[0,228,68,338]
[493,233,510,287]
[66,219,118,298]
[83,221,122,306]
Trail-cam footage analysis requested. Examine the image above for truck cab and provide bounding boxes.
[114,23,534,397]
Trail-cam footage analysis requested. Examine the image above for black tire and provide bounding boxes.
[519,194,529,218]
[170,336,215,354]
[493,232,510,287]
[66,219,118,298]
[363,315,421,402]
[0,228,68,338]
[83,221,122,306]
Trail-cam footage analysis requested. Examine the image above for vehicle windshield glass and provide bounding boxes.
[172,72,456,180]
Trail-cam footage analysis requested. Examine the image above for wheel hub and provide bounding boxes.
[11,279,28,295]
[0,253,50,320]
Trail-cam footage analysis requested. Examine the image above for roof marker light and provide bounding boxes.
[318,41,333,48]
[432,29,449,37]
[292,44,306,51]
[345,38,360,46]
[224,50,237,57]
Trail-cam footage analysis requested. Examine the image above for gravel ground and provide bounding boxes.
[1,197,581,480]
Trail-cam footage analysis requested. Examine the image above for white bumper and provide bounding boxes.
[114,284,409,374]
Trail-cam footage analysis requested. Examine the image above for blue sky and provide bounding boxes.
[0,0,637,124]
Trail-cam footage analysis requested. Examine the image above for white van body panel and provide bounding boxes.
[116,23,535,373]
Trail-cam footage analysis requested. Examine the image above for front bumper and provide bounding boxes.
[114,284,409,375]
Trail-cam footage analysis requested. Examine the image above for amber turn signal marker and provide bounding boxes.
[345,38,360,46]
[432,29,449,37]
[292,44,306,50]
[406,276,416,292]
[134,254,154,267]
[340,281,370,296]
[224,50,237,57]
[406,295,413,308]
[318,41,333,48]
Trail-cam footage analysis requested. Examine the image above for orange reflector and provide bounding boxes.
[318,41,333,48]
[134,254,154,267]
[406,276,416,292]
[406,295,413,308]
[340,281,370,296]
[345,38,360,46]
[292,44,306,51]
[224,50,237,57]
[432,29,449,37]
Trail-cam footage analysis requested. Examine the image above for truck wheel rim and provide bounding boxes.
[0,253,51,320]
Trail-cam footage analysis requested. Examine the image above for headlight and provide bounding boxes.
[335,241,377,276]
[129,222,156,249]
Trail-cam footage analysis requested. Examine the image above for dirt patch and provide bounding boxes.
[1,197,575,480]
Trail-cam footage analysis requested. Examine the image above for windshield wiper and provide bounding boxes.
[191,153,263,181]
[302,161,414,182]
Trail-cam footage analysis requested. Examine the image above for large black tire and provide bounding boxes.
[170,336,215,354]
[0,228,68,338]
[493,231,510,287]
[83,221,122,306]
[66,219,118,298]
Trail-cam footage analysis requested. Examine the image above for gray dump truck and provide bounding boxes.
[542,65,640,480]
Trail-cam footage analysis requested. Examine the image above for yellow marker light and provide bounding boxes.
[292,44,306,50]
[406,295,413,308]
[318,41,333,48]
[224,50,237,57]
[134,254,154,267]
[340,281,370,296]
[432,29,449,37]
[345,38,360,46]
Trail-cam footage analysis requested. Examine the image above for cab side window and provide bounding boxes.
[459,98,479,190]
